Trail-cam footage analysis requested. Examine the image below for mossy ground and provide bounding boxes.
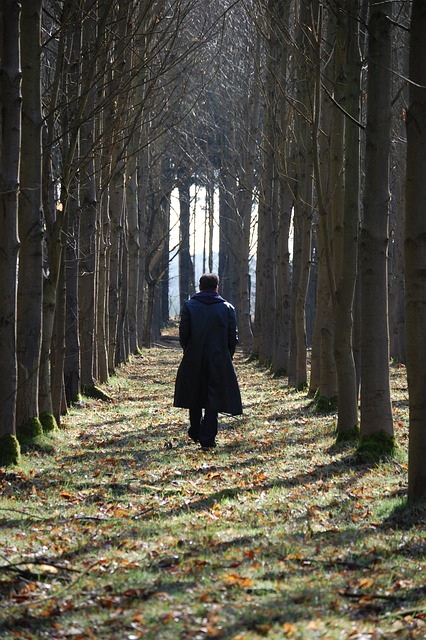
[0,344,424,639]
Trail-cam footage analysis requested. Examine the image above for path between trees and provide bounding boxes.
[0,342,424,639]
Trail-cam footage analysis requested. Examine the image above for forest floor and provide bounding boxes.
[0,333,425,640]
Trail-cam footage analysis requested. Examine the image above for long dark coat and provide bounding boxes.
[173,291,243,415]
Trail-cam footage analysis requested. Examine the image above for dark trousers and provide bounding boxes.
[189,407,218,446]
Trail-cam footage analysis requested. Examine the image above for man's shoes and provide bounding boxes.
[188,428,199,443]
[200,441,216,451]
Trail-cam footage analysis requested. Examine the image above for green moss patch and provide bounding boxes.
[82,384,113,402]
[356,430,396,461]
[335,424,360,444]
[16,416,43,442]
[39,412,59,433]
[0,434,21,466]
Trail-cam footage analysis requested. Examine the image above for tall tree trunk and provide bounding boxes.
[236,76,258,354]
[137,142,149,344]
[253,0,281,365]
[334,0,361,435]
[310,3,339,405]
[0,0,21,443]
[16,0,43,430]
[108,159,125,371]
[359,2,393,439]
[96,184,110,383]
[64,190,81,405]
[270,0,292,375]
[51,252,67,422]
[127,150,140,354]
[107,2,129,371]
[388,3,409,365]
[178,175,193,307]
[62,12,82,407]
[79,0,98,387]
[218,168,232,299]
[39,3,67,421]
[405,0,426,503]
[389,188,406,363]
[272,182,292,374]
[289,0,315,388]
[79,154,98,387]
[117,212,130,365]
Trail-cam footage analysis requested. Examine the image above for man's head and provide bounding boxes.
[199,273,219,291]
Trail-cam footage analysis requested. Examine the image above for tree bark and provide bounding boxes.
[0,0,21,437]
[333,0,361,433]
[16,0,43,429]
[289,0,316,388]
[405,0,426,503]
[253,0,281,365]
[79,0,98,386]
[178,175,193,307]
[359,2,393,438]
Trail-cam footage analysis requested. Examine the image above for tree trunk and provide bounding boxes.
[51,252,67,422]
[270,0,292,375]
[405,0,426,503]
[64,191,81,405]
[178,175,193,307]
[253,6,280,365]
[39,3,67,420]
[388,3,409,365]
[359,2,393,438]
[108,160,125,371]
[79,0,98,387]
[333,0,361,434]
[62,12,82,406]
[0,0,21,439]
[272,182,292,374]
[127,151,140,354]
[16,0,43,429]
[219,165,239,306]
[137,141,149,345]
[96,185,110,383]
[289,0,316,388]
[117,213,130,365]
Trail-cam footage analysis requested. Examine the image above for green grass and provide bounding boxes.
[0,346,424,639]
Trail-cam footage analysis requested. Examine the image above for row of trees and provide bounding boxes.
[0,1,425,503]
[1,0,213,445]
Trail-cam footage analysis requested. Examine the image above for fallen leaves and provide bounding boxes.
[223,573,253,589]
[0,348,421,640]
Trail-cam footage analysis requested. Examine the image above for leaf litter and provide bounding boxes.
[0,340,425,639]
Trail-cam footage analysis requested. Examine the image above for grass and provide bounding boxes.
[0,342,425,639]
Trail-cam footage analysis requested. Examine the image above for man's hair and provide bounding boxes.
[199,273,219,291]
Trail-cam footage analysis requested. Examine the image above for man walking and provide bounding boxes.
[174,273,242,449]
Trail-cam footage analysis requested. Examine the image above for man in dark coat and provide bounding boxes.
[174,273,242,449]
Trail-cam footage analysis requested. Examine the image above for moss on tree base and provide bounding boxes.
[272,368,287,379]
[312,388,337,412]
[0,434,21,466]
[82,384,113,402]
[294,381,308,392]
[17,417,43,442]
[356,430,396,462]
[335,424,360,444]
[40,412,59,433]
